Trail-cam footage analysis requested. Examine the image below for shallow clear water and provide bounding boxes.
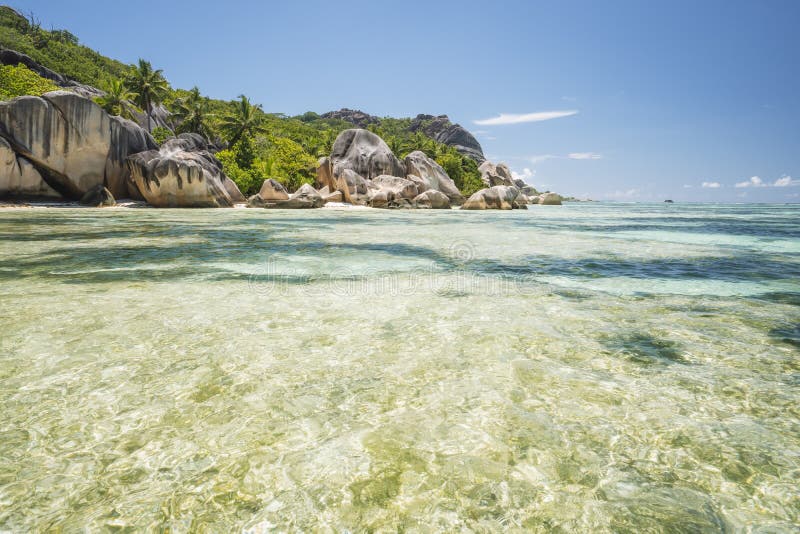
[0,203,798,532]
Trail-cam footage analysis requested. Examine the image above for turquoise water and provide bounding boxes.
[0,203,798,531]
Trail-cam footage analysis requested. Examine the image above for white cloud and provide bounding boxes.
[683,184,693,189]
[568,152,602,160]
[734,175,797,188]
[524,152,602,164]
[528,154,558,164]
[774,175,798,187]
[511,168,534,182]
[702,181,722,188]
[474,110,578,126]
[735,176,764,188]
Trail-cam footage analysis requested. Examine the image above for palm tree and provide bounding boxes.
[127,59,169,132]
[219,95,265,146]
[94,79,137,120]
[173,86,212,137]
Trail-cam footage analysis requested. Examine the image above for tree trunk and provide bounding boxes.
[145,94,152,133]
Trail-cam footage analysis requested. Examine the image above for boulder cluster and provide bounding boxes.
[0,91,563,210]
[248,127,561,211]
[0,91,244,207]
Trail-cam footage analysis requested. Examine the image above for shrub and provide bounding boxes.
[0,63,58,100]
[151,126,173,145]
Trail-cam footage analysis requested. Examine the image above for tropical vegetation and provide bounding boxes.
[0,5,485,196]
[0,62,57,100]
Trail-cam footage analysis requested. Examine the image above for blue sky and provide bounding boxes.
[16,0,800,202]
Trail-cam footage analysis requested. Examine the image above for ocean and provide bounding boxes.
[0,202,798,531]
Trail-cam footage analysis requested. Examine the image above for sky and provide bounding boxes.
[14,0,800,202]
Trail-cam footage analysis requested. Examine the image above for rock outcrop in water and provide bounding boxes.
[462,185,524,210]
[126,133,243,207]
[0,91,157,200]
[535,192,563,205]
[79,184,115,207]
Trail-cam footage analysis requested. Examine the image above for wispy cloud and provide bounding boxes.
[474,110,578,126]
[702,181,722,188]
[774,175,798,187]
[511,167,534,182]
[524,152,602,164]
[734,175,796,188]
[735,176,764,188]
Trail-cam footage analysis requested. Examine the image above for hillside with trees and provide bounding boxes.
[0,6,485,196]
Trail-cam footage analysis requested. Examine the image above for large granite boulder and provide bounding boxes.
[403,151,463,205]
[0,91,156,200]
[316,157,335,190]
[461,186,520,210]
[0,136,60,198]
[372,175,419,200]
[258,178,289,201]
[127,143,242,207]
[478,161,515,187]
[330,129,405,181]
[414,189,451,209]
[537,192,563,205]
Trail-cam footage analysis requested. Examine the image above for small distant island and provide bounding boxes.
[0,6,568,211]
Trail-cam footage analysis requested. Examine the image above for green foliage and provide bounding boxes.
[216,148,262,196]
[0,6,489,197]
[256,136,317,190]
[232,136,256,170]
[0,6,129,87]
[0,63,58,100]
[219,95,265,145]
[126,59,169,132]
[172,86,213,137]
[151,127,173,145]
[94,78,138,119]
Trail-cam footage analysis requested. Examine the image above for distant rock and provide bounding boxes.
[409,114,485,163]
[461,185,521,210]
[537,192,562,205]
[414,189,451,209]
[321,109,485,163]
[320,109,379,128]
[79,184,115,207]
[404,150,463,205]
[0,91,156,200]
[664,199,674,203]
[331,129,406,181]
